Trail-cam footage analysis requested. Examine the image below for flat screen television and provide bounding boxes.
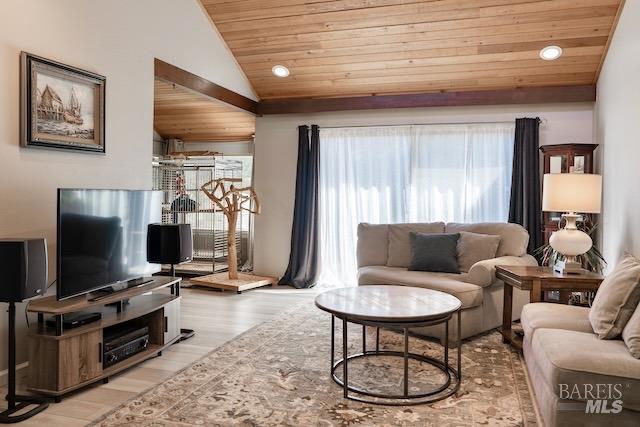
[57,189,162,300]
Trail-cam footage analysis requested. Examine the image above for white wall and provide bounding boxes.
[595,1,640,270]
[254,103,594,277]
[0,0,255,375]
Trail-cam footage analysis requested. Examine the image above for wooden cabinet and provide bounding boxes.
[28,326,104,392]
[59,331,103,390]
[27,276,182,399]
[540,144,598,243]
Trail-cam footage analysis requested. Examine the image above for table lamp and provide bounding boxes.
[542,173,602,274]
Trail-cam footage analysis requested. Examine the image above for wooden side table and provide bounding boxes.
[495,265,604,349]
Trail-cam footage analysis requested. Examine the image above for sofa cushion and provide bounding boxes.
[623,304,640,359]
[387,222,445,267]
[357,223,389,267]
[358,266,482,309]
[521,303,593,340]
[444,222,529,257]
[530,328,640,411]
[590,254,640,339]
[457,231,501,272]
[409,232,460,273]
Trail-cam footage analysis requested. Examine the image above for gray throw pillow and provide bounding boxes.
[622,303,640,358]
[387,222,445,267]
[589,254,640,339]
[408,232,460,274]
[457,231,501,272]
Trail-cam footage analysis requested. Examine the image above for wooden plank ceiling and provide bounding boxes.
[201,0,624,100]
[154,79,255,142]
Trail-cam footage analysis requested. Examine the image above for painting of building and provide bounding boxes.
[21,52,105,153]
[37,84,64,121]
[34,73,94,140]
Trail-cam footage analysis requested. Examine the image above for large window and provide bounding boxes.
[318,123,515,286]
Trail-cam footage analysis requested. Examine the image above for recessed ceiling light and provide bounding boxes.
[271,65,290,78]
[539,45,563,61]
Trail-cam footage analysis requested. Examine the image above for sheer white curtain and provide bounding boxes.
[319,126,412,285]
[318,123,515,287]
[409,124,515,223]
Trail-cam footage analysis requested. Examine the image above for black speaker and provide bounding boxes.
[146,224,196,343]
[0,238,47,303]
[0,237,49,423]
[147,224,193,265]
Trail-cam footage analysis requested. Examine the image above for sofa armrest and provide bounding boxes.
[466,255,538,287]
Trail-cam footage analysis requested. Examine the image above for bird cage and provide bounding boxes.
[152,155,246,274]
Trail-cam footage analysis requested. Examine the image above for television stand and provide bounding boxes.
[26,276,182,400]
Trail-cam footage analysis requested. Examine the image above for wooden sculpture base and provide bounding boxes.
[190,272,278,294]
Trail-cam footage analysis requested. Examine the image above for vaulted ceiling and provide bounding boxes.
[201,0,624,100]
[154,79,255,142]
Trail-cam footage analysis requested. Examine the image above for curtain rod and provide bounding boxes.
[319,118,545,129]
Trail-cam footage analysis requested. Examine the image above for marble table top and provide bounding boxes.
[315,285,461,323]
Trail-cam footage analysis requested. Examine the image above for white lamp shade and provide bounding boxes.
[542,173,602,213]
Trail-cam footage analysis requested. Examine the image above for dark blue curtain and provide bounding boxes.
[509,117,543,255]
[279,125,319,288]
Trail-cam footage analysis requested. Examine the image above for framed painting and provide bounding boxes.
[20,52,105,153]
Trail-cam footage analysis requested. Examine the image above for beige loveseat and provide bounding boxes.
[521,303,640,426]
[357,222,538,341]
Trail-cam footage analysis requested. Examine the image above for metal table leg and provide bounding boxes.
[330,315,335,370]
[457,309,462,380]
[342,318,348,398]
[445,319,449,368]
[403,327,409,398]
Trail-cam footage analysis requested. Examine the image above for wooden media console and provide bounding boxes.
[26,276,182,400]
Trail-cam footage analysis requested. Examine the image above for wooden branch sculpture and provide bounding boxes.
[201,178,260,280]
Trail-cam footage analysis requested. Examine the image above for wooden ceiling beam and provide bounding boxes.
[154,58,258,115]
[257,85,596,115]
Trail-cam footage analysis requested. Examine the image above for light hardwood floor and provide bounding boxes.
[1,283,316,426]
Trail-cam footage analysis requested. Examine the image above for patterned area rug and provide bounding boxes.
[92,301,537,426]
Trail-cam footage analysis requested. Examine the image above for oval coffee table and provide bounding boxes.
[315,285,462,405]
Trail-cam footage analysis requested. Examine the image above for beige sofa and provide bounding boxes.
[357,222,538,342]
[521,303,640,426]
